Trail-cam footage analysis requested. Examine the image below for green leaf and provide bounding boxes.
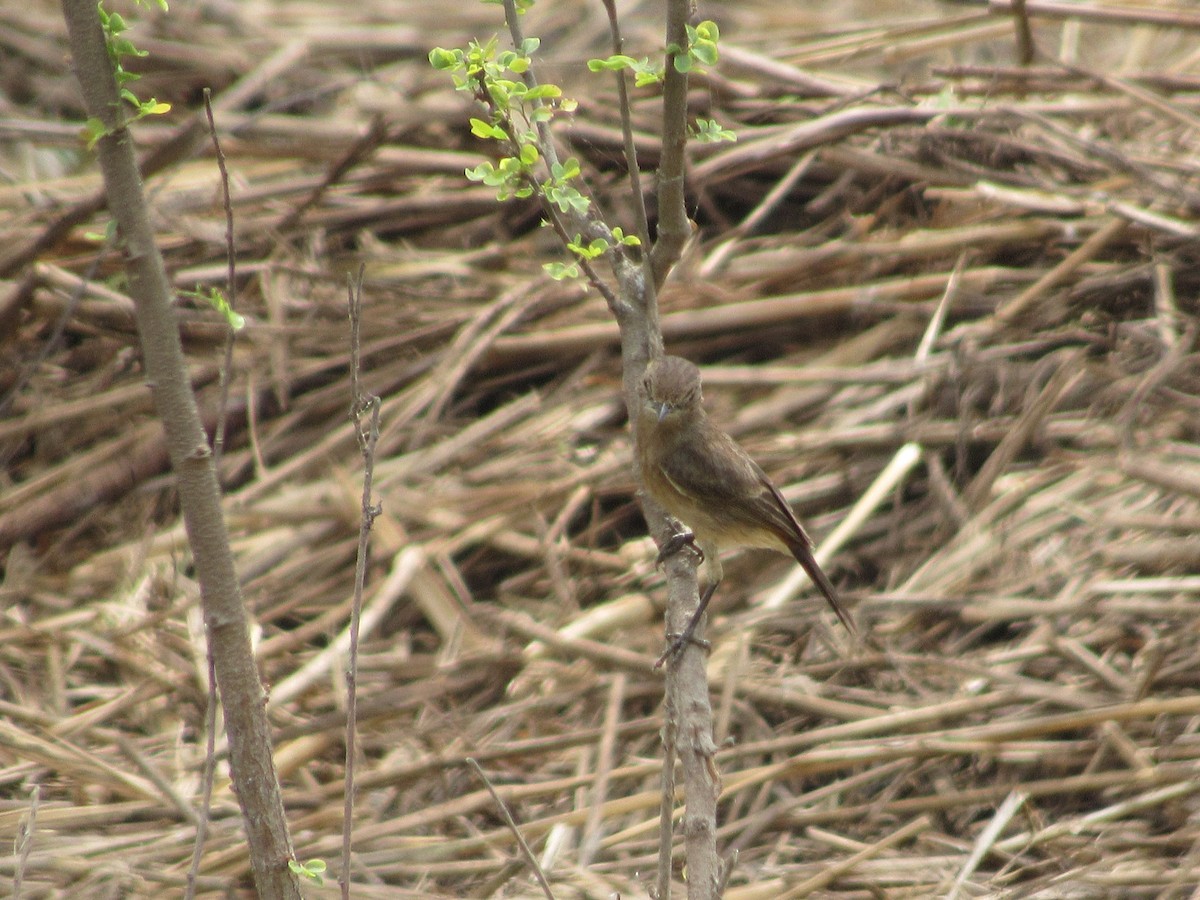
[84,220,118,243]
[611,227,641,246]
[587,54,637,72]
[465,161,496,182]
[544,182,589,215]
[113,37,148,57]
[544,261,580,280]
[287,859,327,886]
[486,79,517,109]
[179,286,246,331]
[83,117,110,149]
[469,118,507,141]
[692,43,718,66]
[567,234,609,260]
[691,118,736,143]
[524,84,560,100]
[581,238,609,258]
[429,47,460,70]
[551,157,581,181]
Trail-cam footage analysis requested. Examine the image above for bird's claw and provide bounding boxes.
[656,530,704,568]
[653,630,711,669]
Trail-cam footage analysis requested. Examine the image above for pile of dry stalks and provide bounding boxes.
[3,1,1200,896]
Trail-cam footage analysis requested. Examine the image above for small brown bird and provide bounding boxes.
[637,355,854,652]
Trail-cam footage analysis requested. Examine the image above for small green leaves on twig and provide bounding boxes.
[466,156,533,200]
[287,858,326,885]
[669,19,721,74]
[543,233,601,281]
[469,118,509,142]
[543,260,580,281]
[569,235,610,262]
[592,24,735,149]
[180,286,246,331]
[590,19,721,83]
[83,220,119,244]
[97,1,145,73]
[543,158,587,215]
[430,36,579,207]
[587,54,663,87]
[431,11,717,288]
[429,36,553,111]
[84,1,171,148]
[610,227,640,248]
[691,118,736,144]
[545,228,640,280]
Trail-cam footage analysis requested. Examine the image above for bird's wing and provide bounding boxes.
[658,426,855,633]
[656,425,803,540]
[758,477,814,544]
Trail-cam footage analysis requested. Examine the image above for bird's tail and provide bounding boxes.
[784,536,856,634]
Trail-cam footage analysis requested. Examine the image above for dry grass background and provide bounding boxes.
[4,0,1200,896]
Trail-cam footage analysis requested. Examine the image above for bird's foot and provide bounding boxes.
[653,581,718,668]
[656,529,704,568]
[654,628,711,668]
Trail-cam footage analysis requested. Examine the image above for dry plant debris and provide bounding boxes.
[3,0,1200,896]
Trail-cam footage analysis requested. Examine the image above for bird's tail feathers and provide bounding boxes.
[784,537,856,634]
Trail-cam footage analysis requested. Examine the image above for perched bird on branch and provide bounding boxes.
[637,355,854,657]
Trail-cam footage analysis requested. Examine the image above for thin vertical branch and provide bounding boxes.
[202,89,238,474]
[651,4,722,897]
[1011,0,1035,65]
[650,0,695,283]
[60,2,297,895]
[657,710,678,899]
[185,652,218,900]
[598,0,651,252]
[342,265,380,898]
[598,0,664,350]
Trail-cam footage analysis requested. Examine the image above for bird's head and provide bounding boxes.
[641,356,703,425]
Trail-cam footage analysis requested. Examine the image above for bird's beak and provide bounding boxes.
[654,402,670,423]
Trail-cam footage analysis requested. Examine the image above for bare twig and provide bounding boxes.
[467,758,556,900]
[184,653,218,900]
[202,89,238,475]
[341,265,381,899]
